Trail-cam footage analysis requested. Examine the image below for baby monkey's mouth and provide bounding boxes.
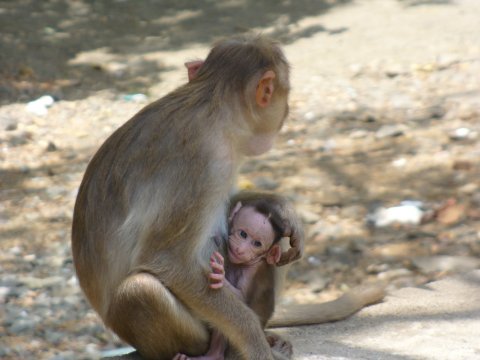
[228,246,242,262]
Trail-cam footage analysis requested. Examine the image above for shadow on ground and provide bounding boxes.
[0,0,353,104]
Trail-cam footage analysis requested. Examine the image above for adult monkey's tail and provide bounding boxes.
[267,283,386,328]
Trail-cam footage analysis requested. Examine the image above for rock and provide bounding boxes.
[298,209,321,224]
[298,270,330,293]
[8,131,32,146]
[311,276,330,293]
[23,254,36,262]
[322,138,337,152]
[367,263,390,274]
[67,276,78,287]
[375,124,406,139]
[434,199,466,225]
[9,318,36,334]
[385,66,404,78]
[340,205,365,218]
[426,105,446,119]
[449,127,476,140]
[371,242,424,260]
[2,284,24,298]
[452,160,473,171]
[303,111,317,122]
[459,183,478,194]
[45,331,64,345]
[390,94,414,109]
[310,222,343,240]
[319,192,343,207]
[253,176,279,190]
[0,115,17,131]
[349,63,364,76]
[326,244,350,257]
[349,129,369,139]
[392,157,407,167]
[50,351,76,360]
[377,268,413,281]
[348,238,367,253]
[0,286,10,303]
[307,256,322,267]
[46,186,66,199]
[17,276,64,289]
[46,141,58,152]
[0,348,9,357]
[85,343,101,357]
[122,93,148,103]
[103,62,128,77]
[412,255,480,273]
[19,165,30,174]
[9,246,23,256]
[472,192,480,207]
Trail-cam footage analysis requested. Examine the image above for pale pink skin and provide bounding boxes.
[173,206,281,360]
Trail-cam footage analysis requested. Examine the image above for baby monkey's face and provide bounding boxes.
[228,206,275,265]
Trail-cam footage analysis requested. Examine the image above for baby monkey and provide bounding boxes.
[174,199,288,360]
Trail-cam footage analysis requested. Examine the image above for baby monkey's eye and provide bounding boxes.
[253,240,262,248]
[239,230,248,239]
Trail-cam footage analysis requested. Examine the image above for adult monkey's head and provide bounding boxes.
[185,34,290,156]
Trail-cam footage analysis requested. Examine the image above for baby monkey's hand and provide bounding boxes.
[209,251,225,289]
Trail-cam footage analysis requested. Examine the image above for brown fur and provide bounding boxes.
[72,35,292,360]
[72,35,385,360]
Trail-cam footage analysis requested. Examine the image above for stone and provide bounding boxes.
[412,255,480,273]
[46,141,58,152]
[253,176,280,190]
[17,276,64,289]
[0,115,18,131]
[298,209,321,224]
[8,132,32,146]
[375,124,406,139]
[9,319,36,334]
[377,268,413,280]
[0,286,10,303]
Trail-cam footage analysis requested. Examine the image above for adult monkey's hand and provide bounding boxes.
[277,220,304,266]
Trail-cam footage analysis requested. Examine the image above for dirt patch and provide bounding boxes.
[1,0,479,358]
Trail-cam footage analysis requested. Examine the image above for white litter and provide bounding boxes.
[26,95,55,116]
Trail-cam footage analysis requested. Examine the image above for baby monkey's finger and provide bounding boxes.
[209,273,224,282]
[210,282,223,289]
[211,251,224,265]
[210,261,225,274]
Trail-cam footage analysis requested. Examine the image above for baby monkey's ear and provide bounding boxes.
[228,201,243,224]
[266,244,281,265]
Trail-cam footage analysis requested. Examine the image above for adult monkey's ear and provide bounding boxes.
[185,60,204,81]
[256,70,276,108]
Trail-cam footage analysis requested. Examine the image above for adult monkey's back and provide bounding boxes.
[72,35,299,360]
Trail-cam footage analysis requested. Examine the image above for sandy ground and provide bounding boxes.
[1,0,480,358]
[286,270,480,360]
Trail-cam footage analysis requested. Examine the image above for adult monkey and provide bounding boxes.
[72,35,301,360]
[72,35,385,360]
